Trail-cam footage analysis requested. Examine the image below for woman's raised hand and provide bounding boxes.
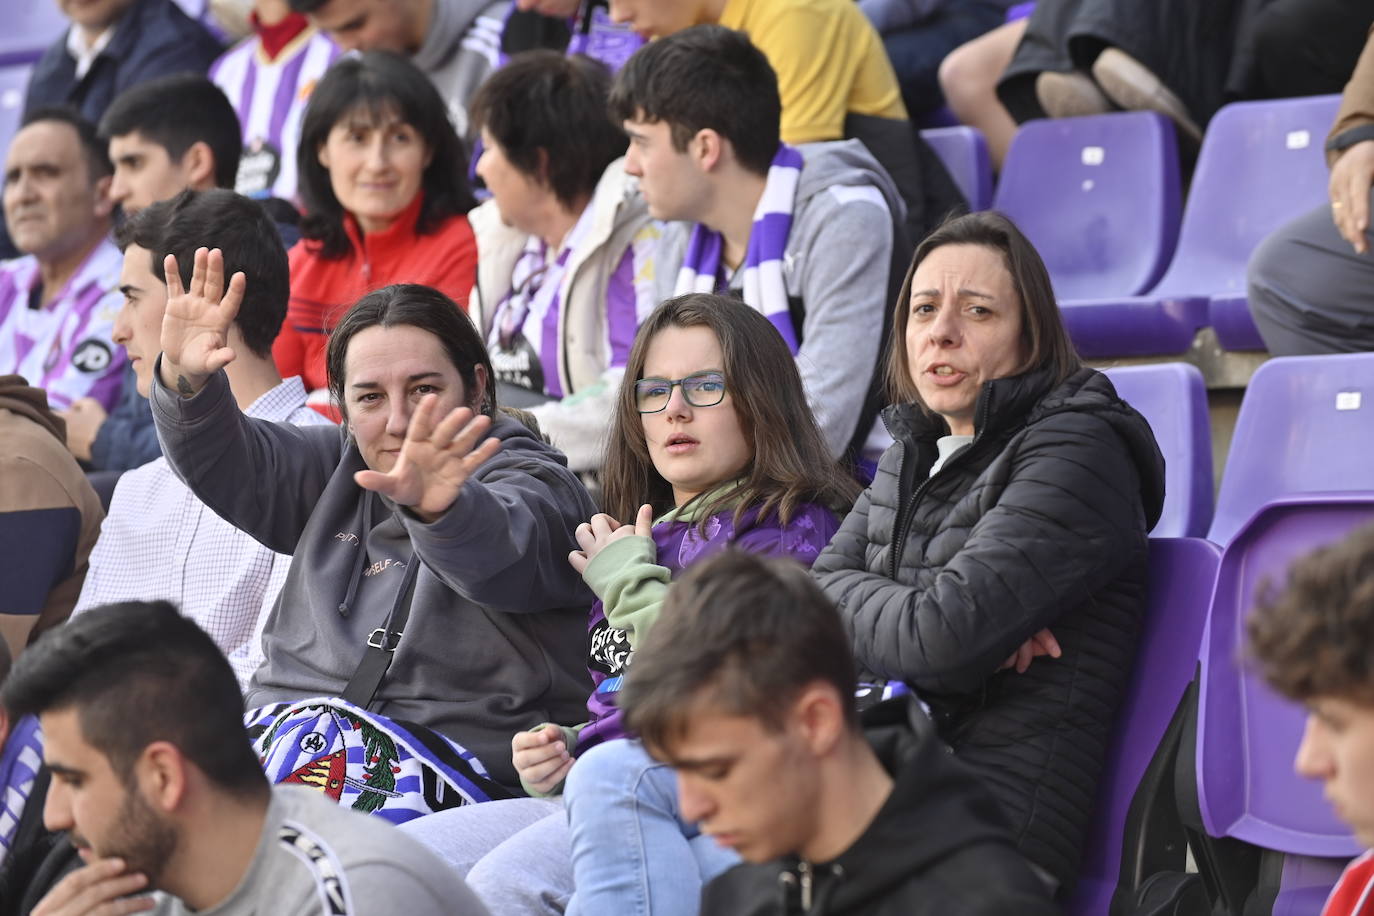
[568,504,653,575]
[158,247,246,398]
[354,394,502,521]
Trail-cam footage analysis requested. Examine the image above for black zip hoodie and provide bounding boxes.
[701,695,1060,915]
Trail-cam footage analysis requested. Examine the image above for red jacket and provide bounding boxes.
[274,193,478,400]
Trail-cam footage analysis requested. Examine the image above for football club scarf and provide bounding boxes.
[246,697,514,826]
[673,143,803,353]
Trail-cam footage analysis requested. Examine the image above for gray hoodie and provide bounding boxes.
[150,368,595,790]
[415,0,509,138]
[654,139,906,458]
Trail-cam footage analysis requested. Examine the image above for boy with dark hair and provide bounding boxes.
[2,600,489,914]
[617,550,1057,915]
[75,189,329,687]
[97,74,243,215]
[610,25,903,463]
[1249,522,1374,916]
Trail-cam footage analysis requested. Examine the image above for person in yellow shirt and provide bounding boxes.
[607,0,964,241]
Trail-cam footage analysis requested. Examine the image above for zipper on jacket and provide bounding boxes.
[799,861,814,911]
[887,387,995,581]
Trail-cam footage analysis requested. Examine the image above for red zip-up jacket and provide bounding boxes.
[274,193,477,406]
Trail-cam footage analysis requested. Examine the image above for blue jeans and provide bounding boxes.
[882,0,1010,114]
[564,738,741,916]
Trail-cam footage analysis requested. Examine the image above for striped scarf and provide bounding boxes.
[0,715,42,868]
[674,144,803,353]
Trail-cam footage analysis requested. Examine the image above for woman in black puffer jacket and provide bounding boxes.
[813,210,1165,894]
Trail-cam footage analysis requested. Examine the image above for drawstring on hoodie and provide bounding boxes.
[337,496,373,617]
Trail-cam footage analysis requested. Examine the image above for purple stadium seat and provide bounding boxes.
[1066,537,1219,916]
[993,112,1181,303]
[1061,95,1341,358]
[920,126,992,210]
[0,62,32,158]
[1209,352,1374,546]
[1104,364,1213,538]
[0,3,66,67]
[1195,496,1370,857]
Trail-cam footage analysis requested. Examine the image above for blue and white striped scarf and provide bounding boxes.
[674,144,804,354]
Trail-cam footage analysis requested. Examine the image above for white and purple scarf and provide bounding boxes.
[674,144,804,354]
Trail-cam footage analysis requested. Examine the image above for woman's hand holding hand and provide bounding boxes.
[512,724,574,795]
[568,504,653,575]
[354,394,502,521]
[159,247,244,398]
[999,627,1061,674]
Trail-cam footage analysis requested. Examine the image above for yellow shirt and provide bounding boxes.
[719,0,909,145]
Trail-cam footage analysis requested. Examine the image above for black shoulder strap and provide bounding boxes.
[341,554,419,711]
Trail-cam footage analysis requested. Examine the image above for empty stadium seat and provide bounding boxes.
[0,3,66,67]
[919,126,992,211]
[1104,363,1213,538]
[1209,352,1374,546]
[1059,95,1341,359]
[994,111,1182,304]
[1185,496,1369,914]
[1066,537,1219,916]
[0,62,32,160]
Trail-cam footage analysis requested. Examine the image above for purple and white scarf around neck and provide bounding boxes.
[673,144,803,353]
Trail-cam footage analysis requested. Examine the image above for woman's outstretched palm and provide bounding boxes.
[159,247,244,394]
[354,394,503,521]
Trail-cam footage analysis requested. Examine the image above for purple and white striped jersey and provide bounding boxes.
[210,27,341,204]
[0,238,126,411]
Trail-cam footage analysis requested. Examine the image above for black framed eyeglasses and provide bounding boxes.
[634,371,727,414]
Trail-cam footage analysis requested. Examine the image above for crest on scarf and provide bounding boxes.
[246,697,514,824]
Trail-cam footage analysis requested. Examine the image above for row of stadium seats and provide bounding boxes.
[1072,353,1374,915]
[922,94,1343,360]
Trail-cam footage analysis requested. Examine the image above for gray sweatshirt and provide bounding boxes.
[654,139,905,458]
[150,368,595,789]
[415,0,509,138]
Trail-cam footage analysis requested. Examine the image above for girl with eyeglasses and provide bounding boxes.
[401,293,858,913]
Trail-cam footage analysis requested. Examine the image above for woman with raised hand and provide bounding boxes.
[150,249,595,794]
[812,210,1165,893]
[403,293,859,913]
[273,51,479,414]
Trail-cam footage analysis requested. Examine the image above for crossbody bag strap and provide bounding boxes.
[341,552,419,710]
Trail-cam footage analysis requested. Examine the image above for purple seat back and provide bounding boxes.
[1273,855,1350,916]
[0,3,66,67]
[993,112,1181,301]
[920,126,992,211]
[1104,364,1213,538]
[1058,293,1209,359]
[1197,495,1370,857]
[1066,537,1219,916]
[1154,95,1340,301]
[0,62,32,160]
[1209,353,1374,546]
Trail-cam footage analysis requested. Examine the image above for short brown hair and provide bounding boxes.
[1248,522,1374,704]
[620,550,859,754]
[886,210,1080,408]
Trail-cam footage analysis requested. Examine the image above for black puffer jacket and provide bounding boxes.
[812,367,1165,891]
[701,696,1060,915]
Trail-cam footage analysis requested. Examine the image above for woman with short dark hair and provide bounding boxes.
[273,51,479,414]
[813,210,1166,892]
[467,50,660,471]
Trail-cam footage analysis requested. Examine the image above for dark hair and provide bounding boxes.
[601,293,859,531]
[20,106,112,182]
[1248,522,1374,705]
[887,210,1080,408]
[326,283,496,422]
[1,600,269,796]
[114,189,289,359]
[470,51,625,212]
[298,52,476,259]
[608,25,779,177]
[621,550,859,752]
[288,0,327,10]
[97,74,241,190]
